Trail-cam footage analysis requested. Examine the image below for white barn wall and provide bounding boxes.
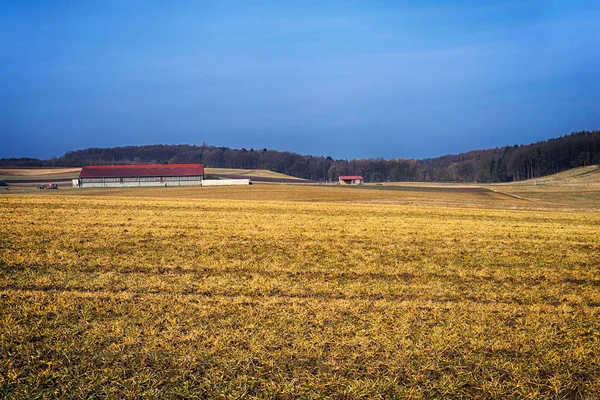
[80,177,203,188]
[78,175,250,189]
[201,179,250,186]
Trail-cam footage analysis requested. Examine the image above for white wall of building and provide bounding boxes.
[78,177,252,188]
[80,177,203,188]
[202,179,251,186]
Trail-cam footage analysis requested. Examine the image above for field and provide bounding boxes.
[0,167,304,186]
[204,168,306,181]
[0,168,82,178]
[0,168,81,186]
[497,165,600,187]
[1,173,600,398]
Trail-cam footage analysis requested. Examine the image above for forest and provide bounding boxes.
[2,130,599,183]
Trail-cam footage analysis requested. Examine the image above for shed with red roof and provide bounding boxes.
[75,164,204,188]
[338,175,364,185]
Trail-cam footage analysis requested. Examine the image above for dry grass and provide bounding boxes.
[496,166,600,187]
[15,180,598,211]
[0,168,81,177]
[60,184,526,208]
[204,168,305,180]
[1,180,600,398]
[488,166,600,211]
[0,168,81,183]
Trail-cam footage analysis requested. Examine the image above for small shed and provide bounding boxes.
[339,175,364,185]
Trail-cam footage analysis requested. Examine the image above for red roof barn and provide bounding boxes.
[339,175,364,185]
[76,164,204,188]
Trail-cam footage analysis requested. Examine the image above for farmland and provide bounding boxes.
[1,180,600,398]
[0,167,304,187]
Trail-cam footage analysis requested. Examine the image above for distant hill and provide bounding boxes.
[1,130,599,183]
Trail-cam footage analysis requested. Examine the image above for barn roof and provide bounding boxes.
[339,176,364,180]
[79,164,204,178]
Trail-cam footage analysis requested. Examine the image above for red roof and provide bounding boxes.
[79,164,204,178]
[339,176,364,180]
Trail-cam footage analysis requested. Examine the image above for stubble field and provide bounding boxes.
[1,183,599,398]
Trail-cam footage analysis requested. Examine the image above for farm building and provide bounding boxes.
[339,175,364,185]
[74,164,204,188]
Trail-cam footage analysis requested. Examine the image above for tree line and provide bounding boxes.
[2,131,599,182]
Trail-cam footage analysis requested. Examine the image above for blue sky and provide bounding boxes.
[1,0,599,160]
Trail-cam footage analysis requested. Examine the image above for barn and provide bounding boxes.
[339,175,364,185]
[74,164,204,188]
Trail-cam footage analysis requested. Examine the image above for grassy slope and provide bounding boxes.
[0,168,81,182]
[489,166,600,211]
[0,168,81,177]
[497,165,600,186]
[204,167,305,180]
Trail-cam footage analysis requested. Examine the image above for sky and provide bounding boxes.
[1,0,599,160]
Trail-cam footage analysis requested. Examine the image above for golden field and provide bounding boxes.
[1,182,600,398]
